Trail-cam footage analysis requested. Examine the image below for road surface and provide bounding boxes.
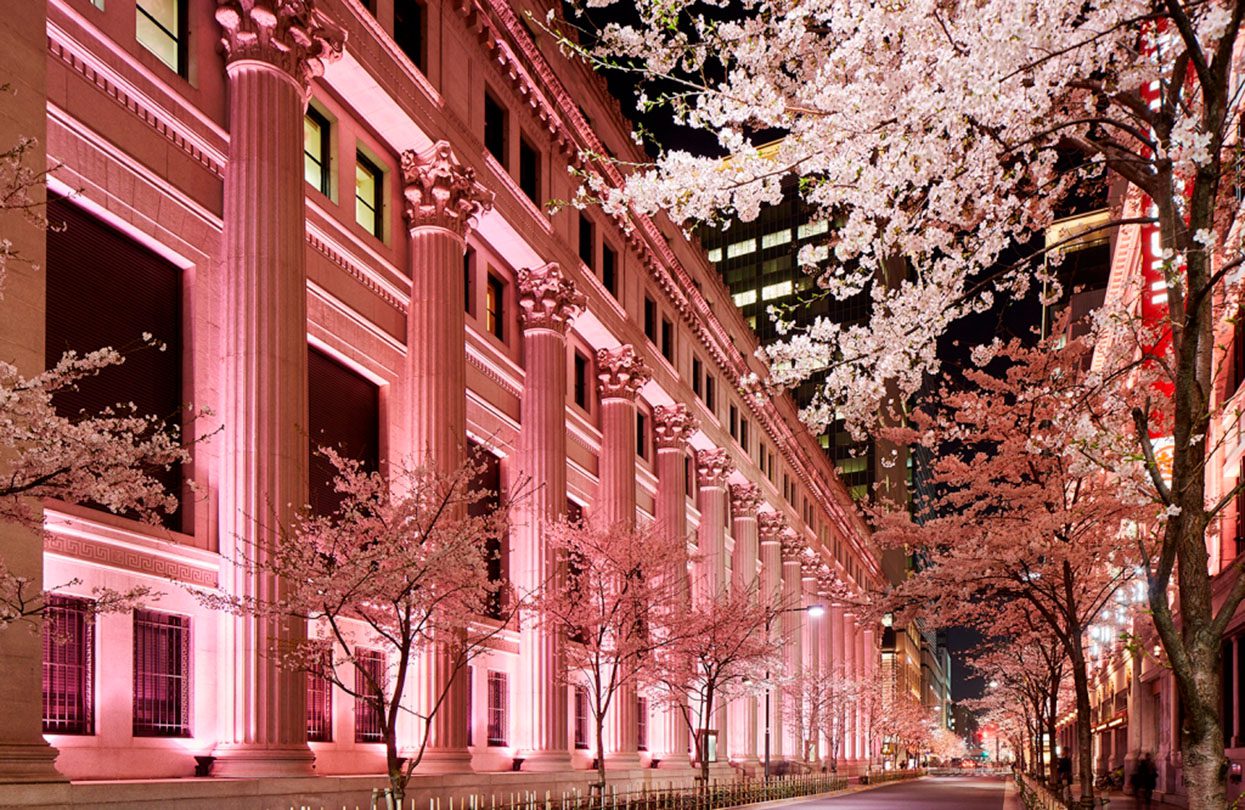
[801,774,1009,809]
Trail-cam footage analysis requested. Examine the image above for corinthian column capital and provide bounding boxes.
[757,511,786,542]
[695,448,733,488]
[401,141,494,237]
[215,0,345,87]
[779,528,806,561]
[596,345,651,401]
[517,262,585,333]
[653,404,698,451]
[729,482,763,518]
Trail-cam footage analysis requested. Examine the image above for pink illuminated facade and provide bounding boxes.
[0,0,882,806]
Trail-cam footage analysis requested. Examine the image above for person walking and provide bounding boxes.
[1057,753,1073,803]
[1130,752,1157,810]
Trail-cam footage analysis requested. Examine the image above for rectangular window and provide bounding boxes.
[726,238,755,259]
[309,348,380,517]
[466,666,474,746]
[133,610,190,737]
[574,685,590,749]
[707,247,722,263]
[136,0,185,75]
[43,595,94,735]
[732,290,757,307]
[660,318,674,363]
[394,0,426,72]
[484,92,508,167]
[761,229,793,249]
[304,107,331,195]
[636,410,649,461]
[637,697,648,751]
[355,153,384,239]
[354,649,386,743]
[306,652,333,742]
[485,273,506,341]
[487,671,509,746]
[469,445,507,618]
[761,280,793,301]
[798,219,829,239]
[519,137,540,204]
[464,248,476,315]
[740,417,749,453]
[643,297,657,343]
[684,454,694,498]
[602,243,619,298]
[579,213,595,270]
[705,375,716,413]
[692,357,703,398]
[574,351,590,411]
[729,405,739,440]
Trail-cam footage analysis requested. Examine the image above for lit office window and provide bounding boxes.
[732,290,757,307]
[136,0,185,75]
[355,154,384,239]
[304,108,331,195]
[761,280,793,301]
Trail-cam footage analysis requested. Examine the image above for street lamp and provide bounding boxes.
[764,604,824,785]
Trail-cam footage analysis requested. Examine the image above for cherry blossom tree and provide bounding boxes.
[194,450,513,808]
[781,670,864,773]
[645,585,781,786]
[868,690,935,768]
[555,2,1245,804]
[876,334,1152,802]
[535,517,690,802]
[928,727,968,765]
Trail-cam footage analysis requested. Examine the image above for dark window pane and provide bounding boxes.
[644,297,657,342]
[574,352,589,410]
[487,671,508,745]
[43,595,94,735]
[306,651,333,742]
[394,0,426,72]
[354,649,385,743]
[579,213,594,269]
[519,138,540,204]
[486,274,506,341]
[484,93,507,167]
[308,347,380,516]
[602,244,618,297]
[132,610,190,737]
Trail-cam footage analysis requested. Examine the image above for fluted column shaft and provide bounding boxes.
[758,516,786,763]
[862,627,875,767]
[854,619,866,764]
[401,142,492,771]
[654,406,698,769]
[693,449,731,760]
[802,574,819,762]
[831,605,847,764]
[818,593,834,766]
[781,555,802,760]
[214,3,343,773]
[513,264,583,770]
[729,484,762,764]
[597,346,649,768]
[843,612,858,762]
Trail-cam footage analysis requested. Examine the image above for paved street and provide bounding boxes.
[798,775,1009,809]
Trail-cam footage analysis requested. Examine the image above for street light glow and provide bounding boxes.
[808,604,826,618]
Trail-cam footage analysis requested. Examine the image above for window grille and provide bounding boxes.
[354,649,386,743]
[574,685,590,749]
[133,610,190,737]
[306,653,333,742]
[43,595,93,735]
[486,671,509,746]
[637,697,649,751]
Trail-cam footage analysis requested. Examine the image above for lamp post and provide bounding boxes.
[764,604,825,785]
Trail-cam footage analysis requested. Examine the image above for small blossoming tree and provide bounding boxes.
[536,517,690,802]
[781,670,864,772]
[195,450,513,808]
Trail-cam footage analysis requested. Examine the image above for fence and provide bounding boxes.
[1017,772,1109,809]
[287,770,926,810]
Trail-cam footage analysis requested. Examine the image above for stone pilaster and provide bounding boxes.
[693,448,733,606]
[843,611,858,763]
[801,564,820,763]
[862,626,876,767]
[596,345,650,768]
[853,616,866,764]
[757,513,786,762]
[831,603,848,764]
[816,569,836,769]
[213,0,344,777]
[779,531,805,761]
[728,483,763,764]
[653,404,698,769]
[512,263,583,770]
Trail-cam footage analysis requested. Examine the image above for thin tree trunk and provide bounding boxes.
[595,711,608,809]
[1069,644,1095,807]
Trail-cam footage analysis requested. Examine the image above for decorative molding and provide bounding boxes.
[653,404,699,451]
[695,448,733,488]
[44,531,218,588]
[400,140,494,237]
[757,511,787,542]
[779,529,806,561]
[517,262,585,333]
[306,228,405,311]
[729,482,763,518]
[596,345,651,401]
[215,0,347,89]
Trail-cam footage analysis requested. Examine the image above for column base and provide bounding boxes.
[519,750,573,772]
[414,749,474,774]
[0,741,65,783]
[210,745,316,778]
[604,751,644,770]
[655,755,693,770]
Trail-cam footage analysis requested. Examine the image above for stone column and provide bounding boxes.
[801,564,820,763]
[729,484,763,764]
[694,448,733,759]
[780,531,805,762]
[816,572,835,769]
[757,513,787,765]
[212,0,343,777]
[842,612,859,763]
[831,603,847,766]
[862,626,876,768]
[854,619,866,765]
[513,263,584,770]
[653,405,699,769]
[596,345,651,768]
[400,142,493,772]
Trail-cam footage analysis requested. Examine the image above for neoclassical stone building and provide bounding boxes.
[0,1,881,806]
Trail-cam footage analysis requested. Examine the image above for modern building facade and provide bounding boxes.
[0,0,884,807]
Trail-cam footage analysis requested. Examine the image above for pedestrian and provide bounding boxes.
[1057,754,1072,787]
[1130,752,1157,810]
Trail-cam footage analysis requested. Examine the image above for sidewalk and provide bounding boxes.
[1069,788,1183,809]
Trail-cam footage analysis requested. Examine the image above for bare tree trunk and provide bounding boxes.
[595,711,608,809]
[1068,643,1095,808]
